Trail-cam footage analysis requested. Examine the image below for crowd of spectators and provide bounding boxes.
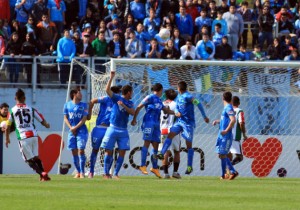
[0,0,299,85]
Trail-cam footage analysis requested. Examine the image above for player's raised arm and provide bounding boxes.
[162,106,174,115]
[118,101,135,116]
[192,98,209,123]
[106,71,115,98]
[131,103,144,126]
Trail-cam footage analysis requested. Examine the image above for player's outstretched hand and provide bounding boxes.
[131,120,137,126]
[204,117,209,123]
[117,100,124,107]
[175,112,182,117]
[5,138,10,148]
[212,120,218,126]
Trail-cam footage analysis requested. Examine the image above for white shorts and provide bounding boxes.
[229,140,242,155]
[158,134,181,152]
[18,137,38,161]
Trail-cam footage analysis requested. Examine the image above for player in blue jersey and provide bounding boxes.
[157,81,209,174]
[212,91,239,180]
[86,85,122,178]
[131,83,174,178]
[64,88,89,178]
[100,71,135,179]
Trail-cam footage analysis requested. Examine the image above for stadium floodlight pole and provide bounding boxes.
[57,58,75,174]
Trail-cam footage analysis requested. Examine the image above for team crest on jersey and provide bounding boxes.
[228,110,234,115]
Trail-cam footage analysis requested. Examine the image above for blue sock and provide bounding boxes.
[221,158,227,177]
[79,154,86,173]
[151,149,158,169]
[89,151,97,173]
[108,156,114,172]
[113,156,124,176]
[72,155,80,173]
[141,146,148,167]
[187,148,194,168]
[161,138,172,155]
[225,157,236,174]
[104,155,112,175]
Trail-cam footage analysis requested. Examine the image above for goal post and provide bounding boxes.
[81,58,300,177]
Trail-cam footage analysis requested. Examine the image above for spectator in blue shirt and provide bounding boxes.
[47,0,66,36]
[135,23,151,57]
[146,0,162,18]
[146,38,161,58]
[15,0,36,28]
[175,6,193,41]
[143,8,161,39]
[130,0,146,22]
[195,8,213,34]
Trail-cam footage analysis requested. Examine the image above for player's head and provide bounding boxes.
[122,85,133,99]
[111,85,122,94]
[232,96,240,107]
[223,91,232,103]
[0,102,9,116]
[70,88,82,101]
[15,89,25,103]
[165,89,177,101]
[151,83,163,96]
[177,81,187,93]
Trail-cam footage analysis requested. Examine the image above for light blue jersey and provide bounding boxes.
[141,94,164,142]
[110,93,134,129]
[96,96,113,126]
[218,104,235,139]
[175,92,195,127]
[64,101,88,150]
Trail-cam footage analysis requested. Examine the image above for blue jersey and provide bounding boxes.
[96,96,113,126]
[63,101,88,133]
[175,92,196,127]
[110,93,134,129]
[141,94,164,126]
[219,104,235,139]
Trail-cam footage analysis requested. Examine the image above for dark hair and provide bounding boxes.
[178,81,187,91]
[223,91,232,103]
[151,83,163,92]
[15,89,25,102]
[215,23,222,28]
[232,96,240,106]
[254,44,261,49]
[165,89,177,100]
[111,85,122,94]
[70,89,79,100]
[0,103,9,109]
[122,85,133,95]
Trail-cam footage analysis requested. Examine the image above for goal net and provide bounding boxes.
[77,58,300,178]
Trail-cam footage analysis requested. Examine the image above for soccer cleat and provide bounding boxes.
[103,174,112,179]
[88,172,94,179]
[229,171,239,180]
[74,173,80,178]
[113,175,120,180]
[172,172,181,179]
[150,168,162,178]
[164,174,171,179]
[80,173,85,178]
[185,166,193,175]
[41,172,51,181]
[139,166,148,175]
[156,153,164,160]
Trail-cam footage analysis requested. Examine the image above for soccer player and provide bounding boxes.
[228,96,247,166]
[159,89,181,179]
[100,71,135,179]
[87,85,122,178]
[5,89,51,181]
[212,91,239,180]
[131,83,174,178]
[157,81,209,175]
[64,88,88,178]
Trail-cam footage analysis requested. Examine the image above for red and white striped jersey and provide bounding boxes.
[160,100,176,135]
[7,104,45,140]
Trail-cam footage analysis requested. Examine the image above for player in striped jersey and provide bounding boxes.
[86,85,122,178]
[229,96,247,165]
[5,89,51,181]
[159,89,182,179]
[64,88,89,178]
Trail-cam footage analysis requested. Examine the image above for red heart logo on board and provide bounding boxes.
[242,137,282,177]
[38,134,64,173]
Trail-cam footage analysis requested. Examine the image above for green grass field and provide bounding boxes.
[1,175,299,210]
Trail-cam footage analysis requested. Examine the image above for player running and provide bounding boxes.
[212,91,239,180]
[64,88,89,178]
[157,81,209,175]
[159,89,182,179]
[131,83,174,178]
[87,85,122,178]
[100,71,135,179]
[5,89,51,181]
